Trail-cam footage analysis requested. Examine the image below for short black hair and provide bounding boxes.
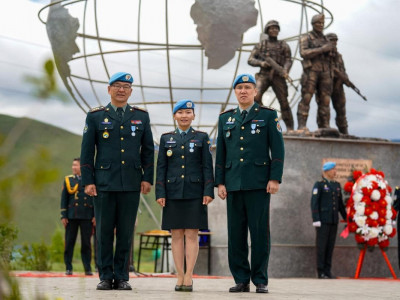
[73,157,80,162]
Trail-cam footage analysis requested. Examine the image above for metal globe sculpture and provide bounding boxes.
[39,0,333,141]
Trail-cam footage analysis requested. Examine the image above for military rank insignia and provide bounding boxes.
[83,123,88,134]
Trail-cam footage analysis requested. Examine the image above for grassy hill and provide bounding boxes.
[0,114,161,245]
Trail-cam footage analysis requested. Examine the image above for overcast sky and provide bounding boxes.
[0,0,399,141]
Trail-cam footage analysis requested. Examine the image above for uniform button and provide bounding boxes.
[75,203,78,206]
[122,161,125,164]
[167,179,170,183]
[84,203,87,206]
[84,197,87,200]
[181,146,184,149]
[240,158,244,162]
[101,166,104,169]
[241,126,244,130]
[121,149,125,153]
[240,147,243,151]
[181,155,184,159]
[240,137,244,140]
[120,126,124,129]
[333,207,336,210]
[182,165,185,169]
[121,137,124,141]
[181,175,185,179]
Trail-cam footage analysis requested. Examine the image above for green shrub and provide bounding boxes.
[0,224,18,267]
[49,227,64,263]
[18,241,51,271]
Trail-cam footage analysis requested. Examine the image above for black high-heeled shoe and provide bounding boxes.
[182,281,193,292]
[175,285,183,291]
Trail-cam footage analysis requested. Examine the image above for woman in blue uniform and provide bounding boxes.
[156,99,214,292]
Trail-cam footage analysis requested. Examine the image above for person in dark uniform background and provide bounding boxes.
[61,157,95,276]
[215,74,285,294]
[393,186,400,270]
[80,72,154,290]
[311,161,346,279]
[156,99,214,292]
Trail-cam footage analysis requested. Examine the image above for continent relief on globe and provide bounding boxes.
[190,0,258,69]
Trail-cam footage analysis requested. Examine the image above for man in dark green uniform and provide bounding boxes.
[80,72,154,290]
[311,162,346,279]
[61,157,95,276]
[215,73,285,294]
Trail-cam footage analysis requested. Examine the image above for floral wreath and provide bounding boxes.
[344,168,397,249]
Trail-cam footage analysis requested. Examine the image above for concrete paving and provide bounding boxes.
[12,273,400,300]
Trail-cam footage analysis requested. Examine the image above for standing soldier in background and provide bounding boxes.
[297,14,333,131]
[248,20,294,131]
[325,33,349,134]
[81,72,154,290]
[311,162,346,279]
[61,157,95,276]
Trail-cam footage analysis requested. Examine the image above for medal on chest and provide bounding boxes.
[131,125,136,136]
[251,123,256,134]
[189,142,195,153]
[167,149,173,157]
[103,131,109,139]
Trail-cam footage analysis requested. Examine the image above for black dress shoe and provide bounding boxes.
[181,281,193,292]
[65,270,73,276]
[326,273,337,279]
[256,284,269,293]
[114,280,132,290]
[318,273,329,279]
[96,280,113,290]
[229,283,250,293]
[85,271,93,276]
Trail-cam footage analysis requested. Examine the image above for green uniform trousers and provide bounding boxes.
[94,191,139,281]
[227,189,270,285]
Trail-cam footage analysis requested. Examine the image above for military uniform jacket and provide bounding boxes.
[61,175,94,220]
[311,178,347,224]
[156,128,214,200]
[300,30,331,72]
[215,103,285,192]
[80,103,154,191]
[248,39,292,73]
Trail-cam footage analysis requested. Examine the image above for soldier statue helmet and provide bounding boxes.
[264,20,280,33]
[311,14,324,24]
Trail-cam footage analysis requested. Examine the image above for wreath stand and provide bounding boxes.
[354,244,398,279]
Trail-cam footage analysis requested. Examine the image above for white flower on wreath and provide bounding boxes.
[355,203,365,215]
[384,225,393,235]
[386,209,393,219]
[355,216,367,227]
[378,234,388,242]
[385,195,393,206]
[369,211,379,220]
[370,190,381,201]
[368,227,380,238]
[353,192,362,203]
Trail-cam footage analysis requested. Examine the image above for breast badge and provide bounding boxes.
[103,130,109,139]
[167,149,173,157]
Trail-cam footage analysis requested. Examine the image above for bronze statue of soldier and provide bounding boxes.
[325,33,349,134]
[297,14,333,131]
[248,20,294,131]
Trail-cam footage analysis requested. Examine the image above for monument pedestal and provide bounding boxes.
[206,137,400,277]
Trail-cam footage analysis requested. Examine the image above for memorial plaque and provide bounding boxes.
[322,158,372,186]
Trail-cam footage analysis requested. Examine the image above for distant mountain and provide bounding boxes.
[0,114,161,244]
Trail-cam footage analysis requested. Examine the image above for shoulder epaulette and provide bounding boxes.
[260,105,275,111]
[89,106,105,113]
[66,175,74,178]
[133,106,148,113]
[161,131,175,136]
[220,108,235,115]
[194,130,207,134]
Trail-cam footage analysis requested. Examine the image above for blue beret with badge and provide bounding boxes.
[109,72,134,85]
[323,161,336,171]
[173,99,195,114]
[233,73,256,88]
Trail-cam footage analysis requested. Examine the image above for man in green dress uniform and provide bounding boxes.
[310,162,346,279]
[215,74,285,293]
[80,72,154,290]
[61,157,95,276]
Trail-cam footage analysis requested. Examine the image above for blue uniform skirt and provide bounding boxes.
[161,198,208,230]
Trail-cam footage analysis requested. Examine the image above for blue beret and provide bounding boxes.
[323,162,336,171]
[109,72,134,85]
[173,99,195,114]
[233,73,256,88]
